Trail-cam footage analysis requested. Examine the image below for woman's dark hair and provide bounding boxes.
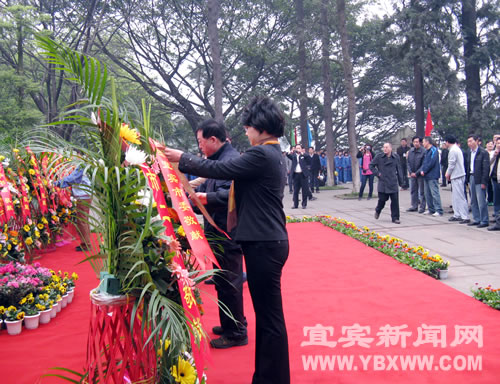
[196,118,227,142]
[241,96,285,137]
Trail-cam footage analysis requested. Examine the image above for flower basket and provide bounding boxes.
[39,309,51,324]
[86,289,156,384]
[24,313,41,330]
[5,319,23,335]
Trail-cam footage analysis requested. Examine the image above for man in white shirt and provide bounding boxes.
[445,135,469,223]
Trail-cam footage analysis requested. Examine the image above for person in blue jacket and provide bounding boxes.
[335,151,343,183]
[418,136,443,216]
[344,151,352,182]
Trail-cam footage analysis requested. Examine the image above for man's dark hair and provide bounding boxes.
[412,136,422,143]
[196,119,226,142]
[445,135,457,144]
[401,138,407,142]
[423,136,433,145]
[309,146,314,150]
[241,96,285,137]
[468,134,479,142]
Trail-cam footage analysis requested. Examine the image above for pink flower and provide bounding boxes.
[7,281,19,288]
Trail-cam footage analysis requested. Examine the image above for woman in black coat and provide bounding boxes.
[162,96,290,384]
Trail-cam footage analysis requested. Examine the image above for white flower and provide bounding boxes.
[98,159,105,167]
[2,158,10,167]
[91,112,98,125]
[125,145,147,166]
[136,189,153,206]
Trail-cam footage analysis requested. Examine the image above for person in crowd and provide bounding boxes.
[285,147,293,194]
[444,135,470,224]
[57,166,92,251]
[406,136,426,213]
[486,140,495,205]
[162,96,290,384]
[370,143,404,224]
[288,144,312,208]
[309,147,321,193]
[192,119,248,349]
[488,136,500,231]
[343,151,352,182]
[466,134,490,228]
[419,136,444,217]
[396,138,410,190]
[440,142,449,187]
[320,151,327,184]
[357,144,375,200]
[335,151,343,183]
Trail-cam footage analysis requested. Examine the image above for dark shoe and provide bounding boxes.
[406,207,418,212]
[289,190,293,194]
[204,278,215,285]
[374,211,380,220]
[210,335,248,349]
[448,217,462,222]
[316,190,320,193]
[467,222,480,226]
[367,196,372,200]
[392,219,401,224]
[459,219,470,224]
[477,223,489,228]
[302,205,307,209]
[358,197,362,201]
[418,209,425,214]
[212,326,224,335]
[310,197,317,201]
[491,218,497,223]
[291,206,299,209]
[75,245,90,252]
[487,225,500,231]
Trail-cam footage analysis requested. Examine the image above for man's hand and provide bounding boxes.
[195,192,208,205]
[162,146,184,163]
[446,174,451,181]
[410,172,417,178]
[420,171,425,176]
[481,184,486,190]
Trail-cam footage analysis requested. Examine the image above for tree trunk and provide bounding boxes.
[337,0,359,193]
[206,0,223,122]
[320,0,335,186]
[294,0,309,147]
[414,61,425,137]
[461,0,482,134]
[16,21,24,108]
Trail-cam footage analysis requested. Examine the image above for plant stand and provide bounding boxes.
[86,289,156,383]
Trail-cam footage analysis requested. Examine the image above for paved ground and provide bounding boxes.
[284,183,500,297]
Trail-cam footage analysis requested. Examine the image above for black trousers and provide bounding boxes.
[310,169,320,192]
[441,165,448,186]
[212,239,247,339]
[240,240,290,384]
[293,172,309,208]
[401,162,409,188]
[375,192,400,220]
[359,174,374,198]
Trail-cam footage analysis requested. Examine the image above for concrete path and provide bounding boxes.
[284,183,500,297]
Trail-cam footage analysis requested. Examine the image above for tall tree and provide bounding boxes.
[337,0,359,192]
[320,0,336,186]
[206,0,223,122]
[460,0,482,134]
[294,0,309,147]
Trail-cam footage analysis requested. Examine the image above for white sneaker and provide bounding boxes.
[423,211,431,215]
[432,212,443,217]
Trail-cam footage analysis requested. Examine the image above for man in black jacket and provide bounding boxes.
[407,136,426,213]
[309,147,322,193]
[370,143,404,224]
[440,142,449,187]
[396,138,410,189]
[287,144,311,208]
[466,134,490,227]
[194,119,248,348]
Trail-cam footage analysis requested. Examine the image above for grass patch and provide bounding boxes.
[335,192,378,199]
[319,185,348,191]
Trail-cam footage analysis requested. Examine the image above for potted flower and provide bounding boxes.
[433,255,450,279]
[20,293,41,330]
[65,272,78,304]
[36,293,52,324]
[4,305,25,335]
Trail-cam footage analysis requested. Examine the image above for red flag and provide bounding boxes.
[425,109,433,137]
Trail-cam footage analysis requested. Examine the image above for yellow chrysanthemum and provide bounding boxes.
[28,169,36,175]
[0,244,2,251]
[170,357,196,384]
[41,217,48,224]
[177,226,186,238]
[25,237,33,246]
[13,149,19,153]
[37,223,44,230]
[0,155,4,161]
[23,225,30,232]
[35,231,40,238]
[120,123,141,145]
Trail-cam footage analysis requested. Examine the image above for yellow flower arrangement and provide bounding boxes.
[28,169,36,175]
[35,231,40,238]
[12,148,19,153]
[120,123,141,145]
[170,357,196,384]
[41,217,48,225]
[177,225,186,238]
[25,237,33,246]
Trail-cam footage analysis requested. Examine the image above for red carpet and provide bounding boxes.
[2,222,500,383]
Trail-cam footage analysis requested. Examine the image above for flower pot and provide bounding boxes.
[40,309,51,324]
[439,269,448,280]
[24,313,41,330]
[50,304,58,318]
[67,289,75,304]
[5,320,23,335]
[56,300,62,313]
[61,294,69,308]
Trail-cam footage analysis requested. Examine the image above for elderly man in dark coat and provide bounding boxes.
[370,142,404,224]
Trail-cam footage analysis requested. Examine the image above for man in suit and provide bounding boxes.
[445,135,469,224]
[396,138,410,189]
[406,136,426,213]
[194,119,248,348]
[370,143,404,224]
[466,134,490,227]
[309,147,321,193]
[288,143,311,209]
